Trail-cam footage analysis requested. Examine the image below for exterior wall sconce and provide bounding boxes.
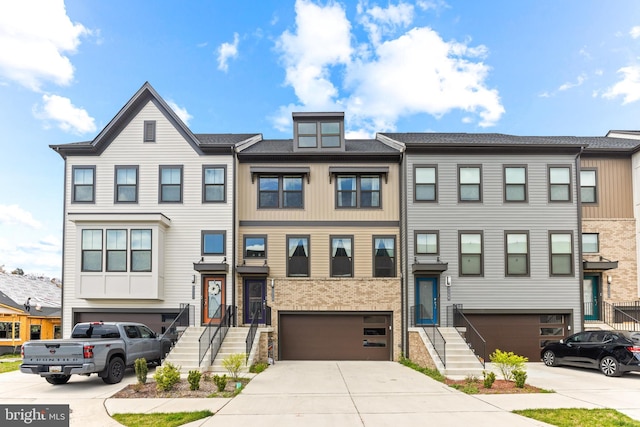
[607,275,612,299]
[445,276,452,287]
[607,275,612,284]
[191,274,196,284]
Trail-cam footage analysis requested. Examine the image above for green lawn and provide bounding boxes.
[0,354,21,374]
[112,411,213,427]
[514,408,640,427]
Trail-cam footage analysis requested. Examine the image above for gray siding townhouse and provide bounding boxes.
[379,133,585,361]
[50,83,254,337]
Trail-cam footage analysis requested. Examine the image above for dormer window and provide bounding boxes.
[293,112,344,151]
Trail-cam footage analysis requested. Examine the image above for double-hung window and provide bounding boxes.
[203,166,226,202]
[582,233,599,253]
[336,175,381,208]
[258,175,303,208]
[73,166,95,203]
[415,166,437,202]
[505,232,529,276]
[287,236,309,277]
[580,169,597,204]
[131,229,152,272]
[550,232,573,276]
[106,230,127,272]
[459,166,482,202]
[159,166,183,203]
[459,232,483,276]
[202,231,225,256]
[244,236,266,258]
[374,236,396,277]
[115,166,138,203]
[331,236,353,277]
[504,166,527,202]
[549,166,571,202]
[416,231,439,255]
[82,230,103,272]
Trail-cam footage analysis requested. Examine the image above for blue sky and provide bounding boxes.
[2,0,640,279]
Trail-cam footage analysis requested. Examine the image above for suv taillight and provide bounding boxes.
[20,345,24,358]
[627,346,640,353]
[83,345,94,359]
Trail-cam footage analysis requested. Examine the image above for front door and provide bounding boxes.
[415,277,438,325]
[583,275,599,321]
[203,276,225,324]
[244,278,266,324]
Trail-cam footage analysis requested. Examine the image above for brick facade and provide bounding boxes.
[408,330,437,370]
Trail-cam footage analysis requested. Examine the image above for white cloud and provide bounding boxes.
[275,0,352,110]
[167,100,193,125]
[0,205,41,228]
[217,33,240,72]
[631,26,640,39]
[34,94,96,134]
[603,65,640,104]
[357,1,414,46]
[0,233,61,279]
[558,74,586,91]
[0,0,89,90]
[274,0,504,134]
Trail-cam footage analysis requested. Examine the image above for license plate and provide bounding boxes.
[49,366,62,373]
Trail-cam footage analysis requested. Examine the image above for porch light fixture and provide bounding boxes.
[191,274,196,284]
[445,276,452,287]
[607,275,612,284]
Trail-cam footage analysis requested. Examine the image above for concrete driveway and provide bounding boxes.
[4,361,640,426]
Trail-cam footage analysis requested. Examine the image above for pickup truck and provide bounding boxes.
[20,321,172,385]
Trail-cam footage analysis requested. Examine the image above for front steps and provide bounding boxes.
[162,326,205,373]
[209,327,250,373]
[415,326,485,379]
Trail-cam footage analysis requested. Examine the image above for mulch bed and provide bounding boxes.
[444,378,547,394]
[112,377,250,399]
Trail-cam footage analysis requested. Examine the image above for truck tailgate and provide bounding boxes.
[22,341,84,365]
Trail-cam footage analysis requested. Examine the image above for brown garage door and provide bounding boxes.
[279,313,391,361]
[74,311,178,336]
[464,313,569,361]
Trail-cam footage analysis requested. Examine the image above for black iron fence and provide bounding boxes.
[198,305,235,367]
[602,301,640,331]
[245,307,261,363]
[159,303,192,348]
[452,305,486,368]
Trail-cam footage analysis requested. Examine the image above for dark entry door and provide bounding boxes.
[244,279,266,324]
[415,277,438,325]
[583,275,599,321]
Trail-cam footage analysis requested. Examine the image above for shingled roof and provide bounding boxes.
[0,272,61,314]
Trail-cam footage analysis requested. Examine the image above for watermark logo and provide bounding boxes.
[1,405,68,426]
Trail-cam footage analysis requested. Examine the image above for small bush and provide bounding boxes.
[489,349,528,381]
[483,371,496,389]
[249,362,268,374]
[134,358,148,384]
[222,353,246,381]
[188,370,202,391]
[154,362,181,391]
[513,369,527,388]
[213,374,228,392]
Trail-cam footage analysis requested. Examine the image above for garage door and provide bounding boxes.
[464,313,569,361]
[279,313,391,360]
[73,311,178,336]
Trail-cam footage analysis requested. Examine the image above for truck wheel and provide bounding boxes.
[102,357,125,384]
[46,375,71,385]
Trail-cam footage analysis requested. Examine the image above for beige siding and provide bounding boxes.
[581,157,634,219]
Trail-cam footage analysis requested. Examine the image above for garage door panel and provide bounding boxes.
[280,313,390,361]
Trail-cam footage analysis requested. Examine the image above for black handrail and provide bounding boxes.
[159,304,192,347]
[409,305,446,368]
[245,307,261,363]
[452,305,486,368]
[198,305,233,367]
[601,301,640,331]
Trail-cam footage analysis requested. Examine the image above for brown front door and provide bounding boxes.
[203,276,225,324]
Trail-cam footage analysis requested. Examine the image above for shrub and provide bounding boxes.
[249,362,268,374]
[513,369,527,388]
[188,370,202,391]
[213,374,228,392]
[483,371,496,389]
[222,353,246,381]
[489,349,528,381]
[154,362,181,391]
[134,357,148,384]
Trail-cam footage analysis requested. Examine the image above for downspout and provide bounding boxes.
[231,145,237,327]
[399,150,408,358]
[57,149,68,334]
[576,146,585,333]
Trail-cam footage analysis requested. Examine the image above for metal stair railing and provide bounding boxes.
[198,305,234,367]
[452,304,486,368]
[159,304,192,354]
[410,305,446,368]
[602,301,640,332]
[245,306,261,363]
